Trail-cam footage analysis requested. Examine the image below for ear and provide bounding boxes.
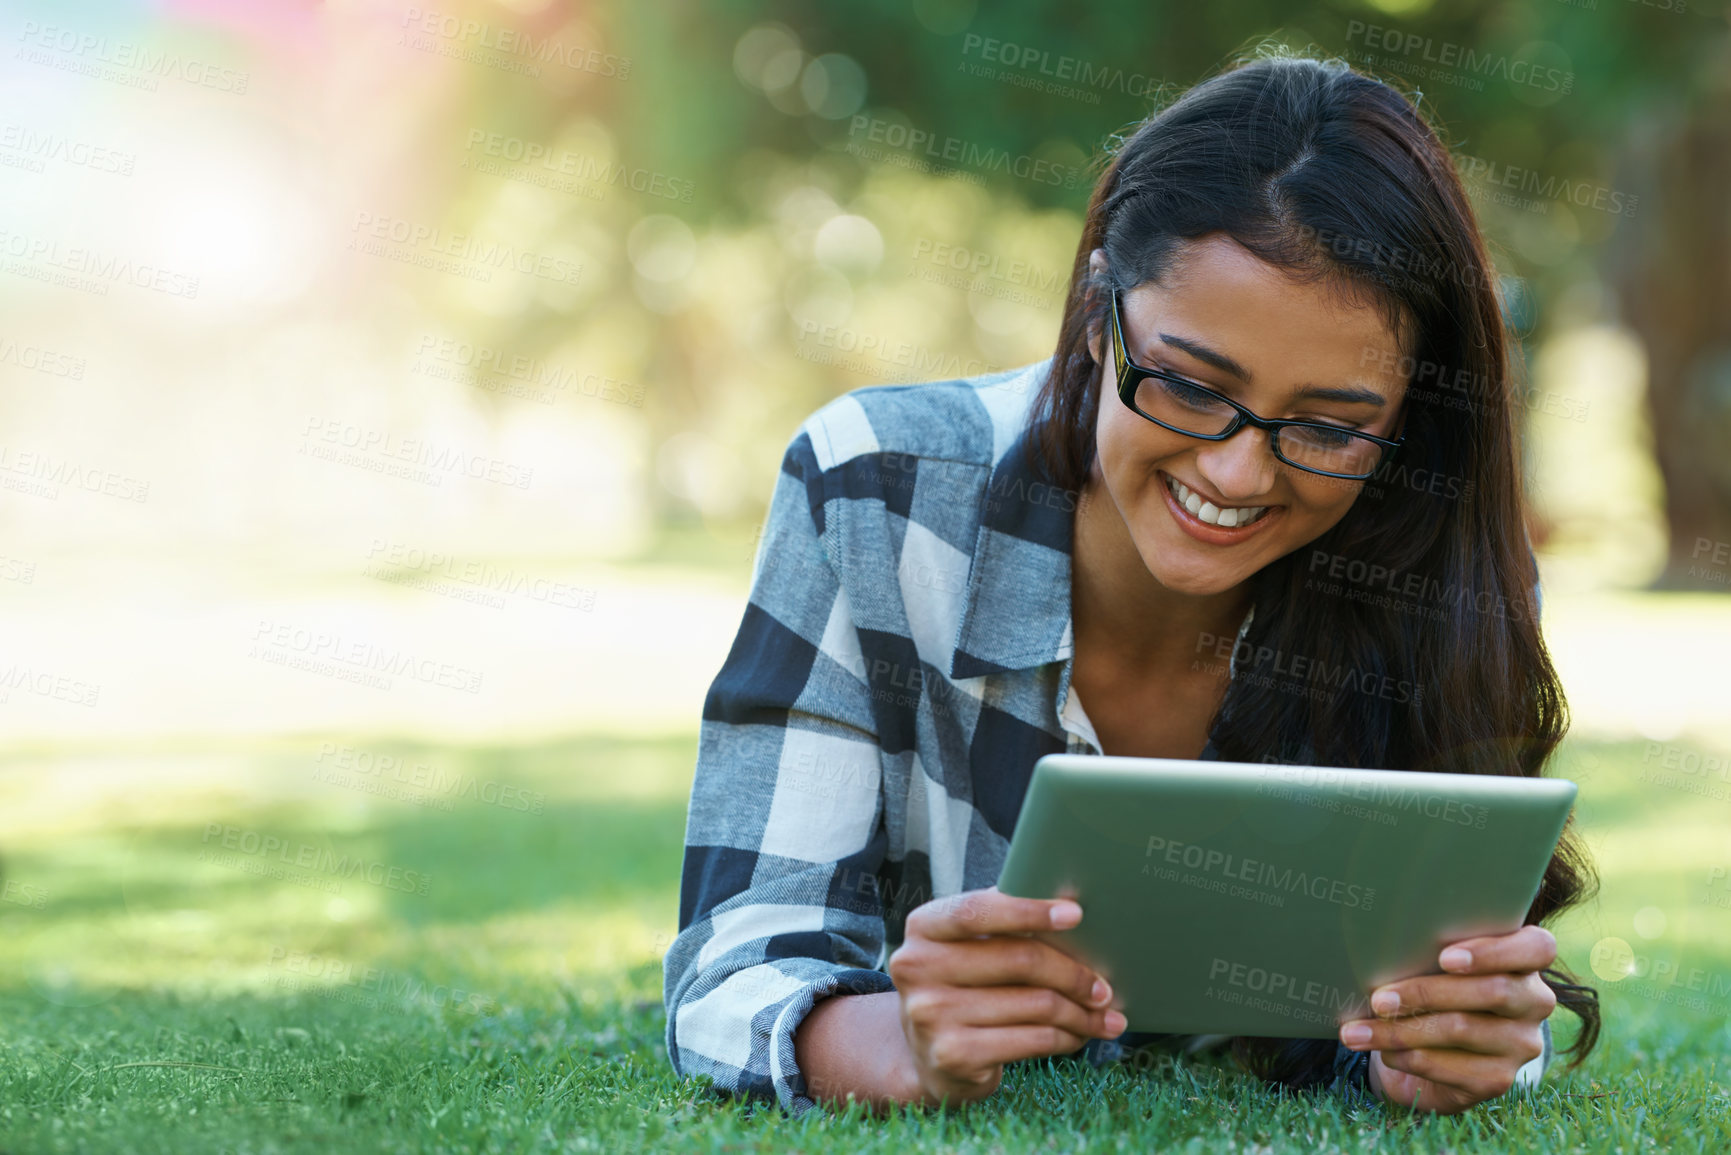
[1085,248,1109,365]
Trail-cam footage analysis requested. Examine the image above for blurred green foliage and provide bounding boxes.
[350,0,1724,564]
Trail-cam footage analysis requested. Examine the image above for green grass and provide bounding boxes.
[0,731,1727,1153]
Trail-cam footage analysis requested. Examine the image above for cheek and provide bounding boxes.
[1285,477,1365,526]
[1097,399,1183,466]
[1096,404,1135,459]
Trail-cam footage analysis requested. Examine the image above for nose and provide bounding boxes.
[1193,425,1278,503]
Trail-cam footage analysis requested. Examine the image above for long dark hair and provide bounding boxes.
[1030,50,1600,1087]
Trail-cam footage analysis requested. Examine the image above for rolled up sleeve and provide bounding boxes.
[663,426,897,1118]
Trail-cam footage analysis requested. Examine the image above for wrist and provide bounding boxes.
[881,1011,927,1105]
[797,988,928,1111]
[887,1053,924,1106]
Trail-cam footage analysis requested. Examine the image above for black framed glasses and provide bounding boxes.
[1108,288,1403,481]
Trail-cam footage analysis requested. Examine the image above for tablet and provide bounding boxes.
[995,754,1577,1037]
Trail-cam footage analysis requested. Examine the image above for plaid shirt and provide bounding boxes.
[663,355,1551,1115]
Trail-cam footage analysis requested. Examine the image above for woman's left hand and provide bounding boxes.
[1338,924,1557,1114]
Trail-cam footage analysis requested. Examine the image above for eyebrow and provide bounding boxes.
[1153,332,1388,408]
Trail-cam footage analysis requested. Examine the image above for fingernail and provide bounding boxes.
[1371,989,1400,1016]
[1440,947,1472,971]
[1050,901,1082,928]
[1104,1010,1127,1035]
[1091,978,1112,1006]
[1341,1023,1373,1047]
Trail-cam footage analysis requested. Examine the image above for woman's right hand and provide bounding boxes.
[886,884,1127,1106]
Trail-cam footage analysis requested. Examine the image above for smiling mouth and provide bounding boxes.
[1163,474,1272,529]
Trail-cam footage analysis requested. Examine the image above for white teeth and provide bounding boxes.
[1165,476,1269,529]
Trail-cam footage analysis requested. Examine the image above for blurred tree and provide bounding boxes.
[1608,38,1731,589]
[448,0,1730,567]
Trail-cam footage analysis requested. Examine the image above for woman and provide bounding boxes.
[663,50,1599,1118]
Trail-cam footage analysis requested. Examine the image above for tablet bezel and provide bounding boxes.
[995,754,1577,1037]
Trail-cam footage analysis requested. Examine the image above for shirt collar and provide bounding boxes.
[948,418,1079,679]
[946,393,1256,682]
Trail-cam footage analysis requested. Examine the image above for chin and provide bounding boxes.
[1140,550,1256,598]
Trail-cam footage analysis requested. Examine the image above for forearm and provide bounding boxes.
[793,990,921,1112]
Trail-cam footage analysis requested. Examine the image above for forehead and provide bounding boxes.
[1119,236,1410,399]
